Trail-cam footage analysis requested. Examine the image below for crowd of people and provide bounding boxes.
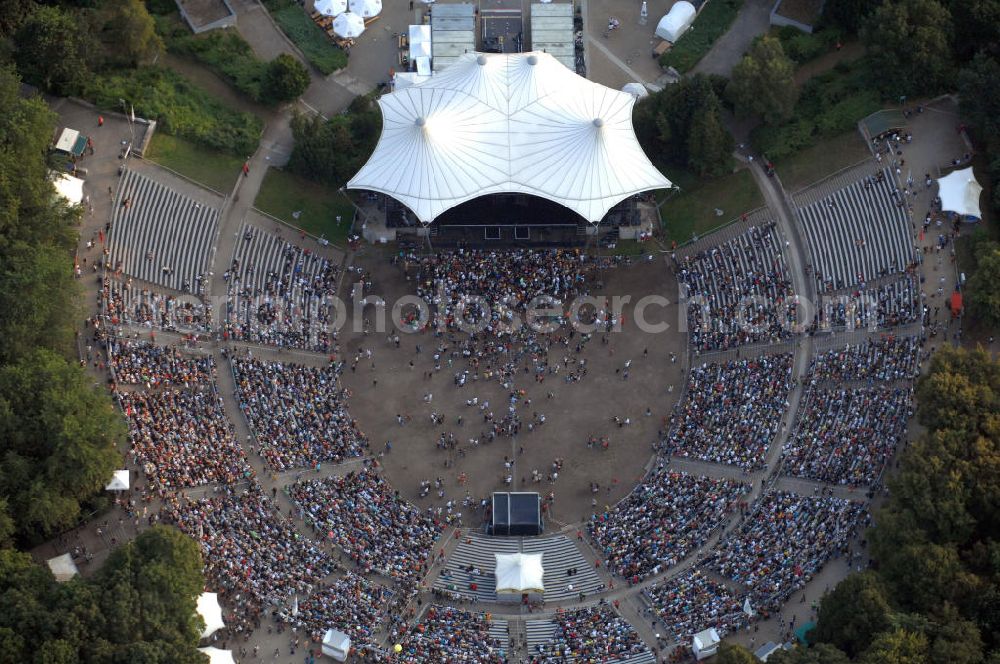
[108,337,215,387]
[286,468,442,582]
[645,570,746,644]
[118,389,252,492]
[814,274,921,330]
[781,385,912,485]
[588,467,747,581]
[675,224,797,351]
[387,605,507,663]
[231,356,369,470]
[222,226,341,352]
[530,603,652,663]
[101,278,214,332]
[708,491,867,605]
[165,485,336,637]
[664,354,795,469]
[276,571,394,651]
[807,336,921,384]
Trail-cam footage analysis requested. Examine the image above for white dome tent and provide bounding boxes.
[495,552,544,602]
[105,469,130,491]
[332,12,365,38]
[196,592,225,640]
[348,51,671,225]
[314,0,347,17]
[197,647,236,664]
[348,0,381,18]
[655,1,697,42]
[937,167,983,219]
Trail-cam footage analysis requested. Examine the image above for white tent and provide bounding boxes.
[315,0,347,17]
[322,629,351,662]
[655,1,697,42]
[692,628,720,660]
[937,167,983,218]
[332,12,365,38]
[495,552,544,601]
[348,0,381,18]
[47,553,79,582]
[198,647,236,664]
[197,592,225,640]
[52,173,85,205]
[105,469,130,491]
[622,82,649,98]
[348,51,672,224]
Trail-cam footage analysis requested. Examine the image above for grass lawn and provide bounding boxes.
[254,168,354,244]
[775,131,870,193]
[659,0,744,73]
[143,133,242,194]
[272,5,348,75]
[660,168,763,244]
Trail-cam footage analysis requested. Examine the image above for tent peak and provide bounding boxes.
[415,116,427,127]
[526,55,538,65]
[477,55,487,65]
[592,118,604,128]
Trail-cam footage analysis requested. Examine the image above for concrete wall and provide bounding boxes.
[176,0,237,34]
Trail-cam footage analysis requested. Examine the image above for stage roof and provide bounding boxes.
[347,51,672,224]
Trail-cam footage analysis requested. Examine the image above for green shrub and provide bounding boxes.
[85,66,262,154]
[145,0,178,15]
[167,27,269,101]
[659,0,744,73]
[270,5,347,75]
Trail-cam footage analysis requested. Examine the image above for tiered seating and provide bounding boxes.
[817,274,921,330]
[645,570,746,643]
[107,169,219,292]
[100,279,214,332]
[708,491,866,604]
[527,605,655,663]
[797,170,915,291]
[223,223,340,351]
[391,606,508,663]
[433,534,518,600]
[522,535,605,601]
[277,571,393,648]
[676,223,795,351]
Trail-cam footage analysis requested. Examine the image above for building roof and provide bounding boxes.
[348,51,671,224]
[431,3,476,72]
[530,3,575,70]
[495,553,544,593]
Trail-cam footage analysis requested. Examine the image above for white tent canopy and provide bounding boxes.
[348,0,381,18]
[348,51,671,224]
[655,1,696,42]
[693,627,721,660]
[322,629,351,661]
[197,592,225,640]
[332,12,365,38]
[315,0,347,17]
[52,173,85,205]
[198,647,236,664]
[495,552,544,595]
[937,167,983,218]
[105,469,129,491]
[622,82,649,98]
[47,553,79,582]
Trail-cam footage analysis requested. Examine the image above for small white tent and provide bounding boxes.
[322,629,351,662]
[52,173,85,206]
[197,592,225,640]
[47,553,79,582]
[937,167,983,219]
[622,82,649,98]
[655,1,696,42]
[105,469,130,491]
[315,0,347,17]
[197,647,236,664]
[495,552,544,602]
[693,627,720,660]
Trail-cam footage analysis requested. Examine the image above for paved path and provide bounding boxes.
[691,0,773,77]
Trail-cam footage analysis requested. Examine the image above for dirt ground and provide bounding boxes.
[338,248,687,528]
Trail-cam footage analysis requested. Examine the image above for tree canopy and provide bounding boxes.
[287,94,382,187]
[265,53,310,104]
[727,35,799,125]
[861,0,955,96]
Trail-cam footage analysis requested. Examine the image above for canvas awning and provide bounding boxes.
[655,1,696,42]
[52,173,85,205]
[197,592,225,640]
[348,51,672,224]
[495,553,544,594]
[55,128,87,156]
[47,553,79,582]
[105,469,129,491]
[198,647,236,664]
[322,629,351,662]
[937,167,983,218]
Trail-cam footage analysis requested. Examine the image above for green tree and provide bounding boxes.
[264,53,310,103]
[949,0,1000,61]
[0,498,14,548]
[768,643,852,664]
[814,572,894,657]
[860,628,929,664]
[821,0,884,32]
[13,5,91,95]
[965,236,1000,327]
[0,349,123,544]
[861,0,954,96]
[687,104,734,176]
[727,35,799,124]
[716,643,758,664]
[97,0,163,68]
